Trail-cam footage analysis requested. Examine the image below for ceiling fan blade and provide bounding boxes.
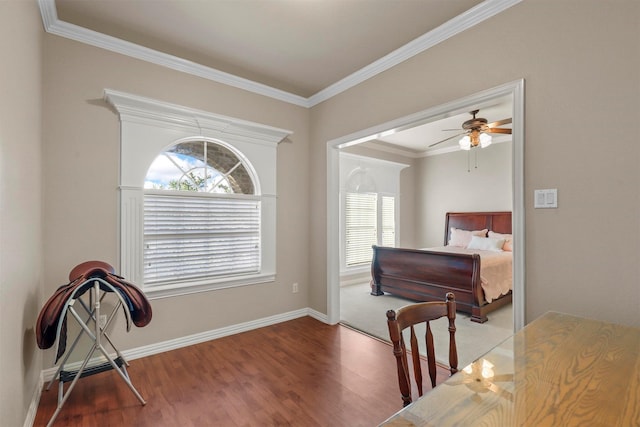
[486,128,512,134]
[487,118,512,127]
[441,128,461,131]
[428,132,465,148]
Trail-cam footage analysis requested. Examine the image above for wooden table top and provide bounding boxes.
[380,311,640,427]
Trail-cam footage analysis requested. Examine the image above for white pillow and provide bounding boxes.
[467,236,505,252]
[448,228,488,248]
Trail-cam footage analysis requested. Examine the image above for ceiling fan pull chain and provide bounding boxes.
[467,150,471,172]
[475,149,478,169]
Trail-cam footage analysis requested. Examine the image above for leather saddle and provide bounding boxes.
[36,261,152,361]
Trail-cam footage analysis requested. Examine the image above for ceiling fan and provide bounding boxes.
[429,109,512,150]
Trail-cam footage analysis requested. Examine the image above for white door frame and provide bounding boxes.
[326,79,525,331]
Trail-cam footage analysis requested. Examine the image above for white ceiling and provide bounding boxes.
[43,0,516,154]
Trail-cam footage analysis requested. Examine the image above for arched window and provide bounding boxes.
[105,89,291,298]
[143,140,260,286]
[144,141,255,194]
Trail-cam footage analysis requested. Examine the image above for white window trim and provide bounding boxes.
[104,89,292,299]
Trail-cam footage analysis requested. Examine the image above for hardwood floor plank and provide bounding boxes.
[34,317,448,426]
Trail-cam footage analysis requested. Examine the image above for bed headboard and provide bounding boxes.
[444,211,512,245]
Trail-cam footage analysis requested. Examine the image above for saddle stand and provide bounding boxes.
[44,278,146,427]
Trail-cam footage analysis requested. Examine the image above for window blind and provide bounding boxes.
[143,193,260,285]
[345,192,377,267]
[381,196,396,247]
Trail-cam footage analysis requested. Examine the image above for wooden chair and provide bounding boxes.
[386,292,458,407]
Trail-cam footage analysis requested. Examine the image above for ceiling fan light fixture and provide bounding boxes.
[479,132,492,148]
[459,135,471,150]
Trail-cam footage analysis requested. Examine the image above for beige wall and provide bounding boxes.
[0,2,43,425]
[41,35,311,358]
[310,0,640,327]
[417,142,512,247]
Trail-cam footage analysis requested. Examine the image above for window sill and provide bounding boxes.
[142,272,275,300]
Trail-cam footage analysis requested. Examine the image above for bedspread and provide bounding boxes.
[421,246,512,302]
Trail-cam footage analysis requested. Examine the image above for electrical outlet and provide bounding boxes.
[292,282,299,293]
[99,315,107,328]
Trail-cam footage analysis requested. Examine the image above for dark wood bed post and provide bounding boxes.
[370,245,384,296]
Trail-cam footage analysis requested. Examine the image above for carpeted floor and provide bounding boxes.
[340,282,513,368]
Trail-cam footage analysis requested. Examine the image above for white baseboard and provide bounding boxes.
[307,307,329,324]
[23,371,43,427]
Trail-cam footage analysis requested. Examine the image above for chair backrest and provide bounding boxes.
[386,292,458,407]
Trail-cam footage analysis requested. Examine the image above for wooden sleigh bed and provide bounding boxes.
[370,211,512,323]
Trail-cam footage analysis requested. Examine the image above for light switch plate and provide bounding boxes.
[534,189,558,208]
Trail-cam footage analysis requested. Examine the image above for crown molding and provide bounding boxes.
[38,0,522,109]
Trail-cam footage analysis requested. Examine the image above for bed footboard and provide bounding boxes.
[370,245,508,322]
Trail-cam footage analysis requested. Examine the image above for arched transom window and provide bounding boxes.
[144,140,255,194]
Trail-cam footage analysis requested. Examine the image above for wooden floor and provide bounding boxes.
[34,316,448,426]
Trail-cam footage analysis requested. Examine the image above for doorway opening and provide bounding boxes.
[326,80,525,363]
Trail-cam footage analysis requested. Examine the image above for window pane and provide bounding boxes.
[201,143,254,194]
[345,192,377,267]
